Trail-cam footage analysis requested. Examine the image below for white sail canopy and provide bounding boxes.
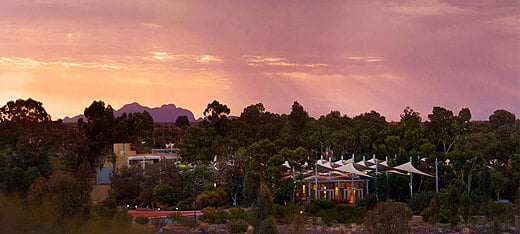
[357,159,374,168]
[394,162,433,177]
[335,163,372,178]
[317,159,336,169]
[385,170,407,175]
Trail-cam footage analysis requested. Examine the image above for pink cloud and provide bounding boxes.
[0,0,518,120]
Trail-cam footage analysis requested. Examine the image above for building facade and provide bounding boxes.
[91,143,182,204]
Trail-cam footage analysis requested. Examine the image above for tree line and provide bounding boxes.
[0,98,518,230]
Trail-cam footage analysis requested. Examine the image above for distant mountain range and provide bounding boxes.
[62,102,197,123]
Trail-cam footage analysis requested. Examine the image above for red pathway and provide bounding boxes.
[127,208,202,218]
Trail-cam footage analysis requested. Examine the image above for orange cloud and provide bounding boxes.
[244,56,328,68]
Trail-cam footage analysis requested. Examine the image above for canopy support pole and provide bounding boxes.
[435,158,439,192]
[315,162,318,200]
[374,154,379,201]
[409,157,413,198]
[385,156,389,183]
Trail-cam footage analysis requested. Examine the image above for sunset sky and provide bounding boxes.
[0,0,518,121]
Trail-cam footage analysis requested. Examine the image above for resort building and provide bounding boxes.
[113,143,181,169]
[285,155,433,204]
[296,173,369,203]
[91,143,182,204]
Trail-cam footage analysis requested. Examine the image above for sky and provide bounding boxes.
[0,0,518,121]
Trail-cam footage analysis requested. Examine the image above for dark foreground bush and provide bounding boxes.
[273,204,300,223]
[334,205,366,224]
[308,204,366,225]
[134,216,149,225]
[151,217,166,229]
[364,202,412,234]
[355,194,377,210]
[292,215,305,233]
[407,191,434,213]
[304,199,336,216]
[228,219,249,233]
[313,199,336,210]
[177,198,195,211]
[486,200,515,225]
[258,217,278,234]
[421,208,450,224]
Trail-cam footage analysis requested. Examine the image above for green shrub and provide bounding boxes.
[486,201,514,225]
[134,216,149,225]
[292,215,305,233]
[228,219,249,233]
[420,193,441,225]
[113,208,132,226]
[313,199,336,210]
[254,183,274,229]
[228,208,255,225]
[91,206,116,219]
[364,202,412,234]
[439,209,450,223]
[407,191,434,213]
[153,184,179,207]
[242,210,255,225]
[258,217,278,234]
[194,188,228,209]
[168,212,187,224]
[319,210,335,226]
[205,188,228,207]
[150,217,166,228]
[177,198,195,211]
[304,199,336,217]
[199,207,228,224]
[355,194,377,210]
[421,208,448,224]
[229,207,246,220]
[334,205,366,224]
[308,204,366,225]
[194,194,209,209]
[273,204,300,224]
[303,203,319,216]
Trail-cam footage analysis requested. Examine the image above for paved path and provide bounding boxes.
[127,208,202,218]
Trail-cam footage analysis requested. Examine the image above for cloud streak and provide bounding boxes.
[0,0,518,121]
[244,56,328,68]
[0,57,127,70]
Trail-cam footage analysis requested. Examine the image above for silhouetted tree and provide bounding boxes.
[204,100,230,121]
[175,115,190,127]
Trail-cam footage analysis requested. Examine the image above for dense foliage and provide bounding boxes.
[364,202,412,234]
[0,98,518,231]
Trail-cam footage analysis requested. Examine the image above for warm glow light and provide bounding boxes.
[151,52,170,60]
[0,1,517,120]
